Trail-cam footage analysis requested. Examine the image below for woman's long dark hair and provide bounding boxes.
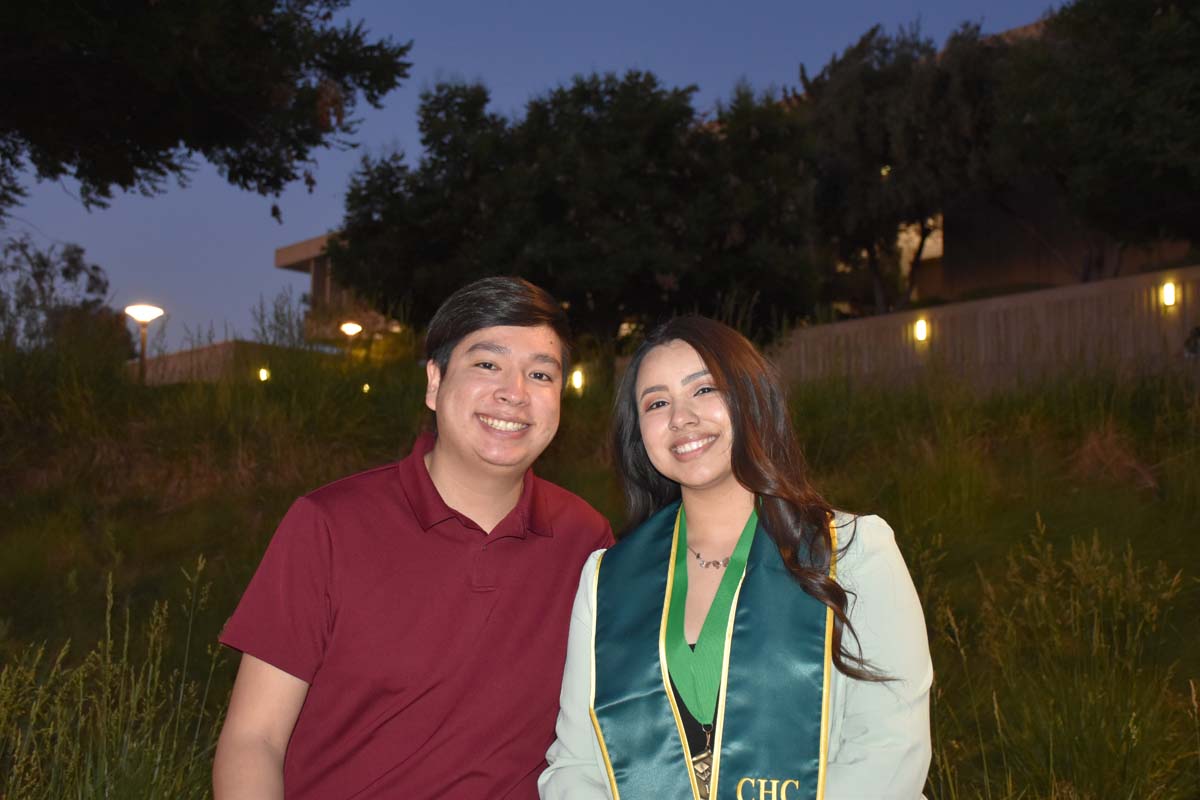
[612,316,878,681]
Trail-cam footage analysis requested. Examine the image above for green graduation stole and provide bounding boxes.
[590,500,836,800]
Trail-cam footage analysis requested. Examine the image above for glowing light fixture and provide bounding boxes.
[362,383,371,394]
[124,303,165,384]
[880,165,892,178]
[124,304,164,323]
[258,367,271,382]
[1161,281,1177,307]
[570,368,585,393]
[340,321,363,337]
[914,319,929,342]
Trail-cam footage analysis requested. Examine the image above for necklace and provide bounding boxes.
[687,544,732,569]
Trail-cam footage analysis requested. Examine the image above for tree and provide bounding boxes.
[997,0,1200,256]
[0,234,132,363]
[801,25,939,313]
[0,1,412,219]
[888,24,1009,302]
[328,81,515,331]
[502,71,704,339]
[331,72,707,339]
[692,84,823,335]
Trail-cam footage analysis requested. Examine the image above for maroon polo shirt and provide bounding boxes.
[220,433,613,799]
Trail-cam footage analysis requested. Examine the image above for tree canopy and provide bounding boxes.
[0,0,412,218]
[997,0,1200,246]
[330,73,824,340]
[329,0,1196,336]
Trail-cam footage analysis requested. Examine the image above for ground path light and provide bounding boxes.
[1161,281,1177,307]
[124,303,165,384]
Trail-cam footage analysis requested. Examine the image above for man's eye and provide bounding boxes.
[474,361,497,370]
[530,371,555,382]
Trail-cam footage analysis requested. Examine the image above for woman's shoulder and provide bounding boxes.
[829,511,907,587]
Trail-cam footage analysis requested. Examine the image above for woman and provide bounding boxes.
[540,317,932,800]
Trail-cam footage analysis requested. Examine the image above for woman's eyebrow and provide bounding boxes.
[638,370,711,400]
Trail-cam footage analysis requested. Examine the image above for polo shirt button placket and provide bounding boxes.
[471,540,497,591]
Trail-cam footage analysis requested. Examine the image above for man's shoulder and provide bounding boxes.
[300,462,405,515]
[531,474,611,534]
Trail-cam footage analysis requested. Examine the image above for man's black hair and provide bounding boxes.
[423,276,573,376]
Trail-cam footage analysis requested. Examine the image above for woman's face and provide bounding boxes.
[634,339,737,495]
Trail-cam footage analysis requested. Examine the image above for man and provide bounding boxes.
[213,277,614,799]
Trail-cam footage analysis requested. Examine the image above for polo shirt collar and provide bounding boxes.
[399,432,554,538]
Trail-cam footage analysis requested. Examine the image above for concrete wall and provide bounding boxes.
[133,340,292,385]
[770,266,1200,390]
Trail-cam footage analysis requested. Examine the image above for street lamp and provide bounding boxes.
[340,321,363,337]
[124,304,164,384]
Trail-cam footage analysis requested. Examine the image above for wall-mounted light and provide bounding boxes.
[340,321,363,337]
[258,367,271,382]
[570,367,585,394]
[914,319,929,342]
[361,383,371,394]
[1161,281,1177,307]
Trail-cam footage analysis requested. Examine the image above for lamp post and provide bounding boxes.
[124,304,164,384]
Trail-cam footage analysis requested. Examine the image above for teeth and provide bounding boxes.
[479,415,529,432]
[672,436,715,454]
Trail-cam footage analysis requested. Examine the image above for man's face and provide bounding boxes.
[425,324,564,477]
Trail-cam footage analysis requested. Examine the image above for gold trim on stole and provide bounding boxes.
[708,574,747,798]
[659,509,705,799]
[588,551,622,800]
[815,518,839,800]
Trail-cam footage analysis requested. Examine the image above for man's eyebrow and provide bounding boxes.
[531,352,562,370]
[638,370,711,400]
[465,341,509,356]
[465,341,562,371]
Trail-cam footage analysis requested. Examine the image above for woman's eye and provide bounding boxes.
[645,399,667,412]
[695,385,716,396]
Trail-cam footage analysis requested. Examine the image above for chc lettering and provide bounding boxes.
[735,777,802,799]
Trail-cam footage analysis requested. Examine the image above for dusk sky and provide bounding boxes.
[9,0,1058,350]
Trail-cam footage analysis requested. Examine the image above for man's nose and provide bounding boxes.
[496,372,530,405]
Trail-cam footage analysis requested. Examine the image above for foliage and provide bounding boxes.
[997,0,1200,248]
[0,563,223,799]
[331,73,827,341]
[2,342,1199,796]
[798,24,1010,312]
[0,234,112,348]
[0,0,412,219]
[800,25,934,312]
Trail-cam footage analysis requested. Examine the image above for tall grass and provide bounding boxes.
[0,559,222,798]
[925,521,1197,799]
[2,340,1197,796]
